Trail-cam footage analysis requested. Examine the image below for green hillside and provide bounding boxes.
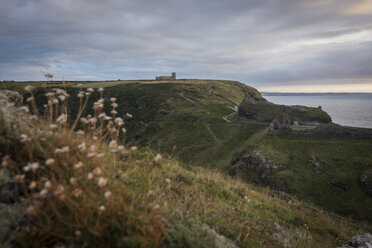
[3,79,372,224]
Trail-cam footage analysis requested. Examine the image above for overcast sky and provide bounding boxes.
[1,0,372,92]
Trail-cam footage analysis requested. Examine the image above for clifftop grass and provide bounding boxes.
[1,84,370,247]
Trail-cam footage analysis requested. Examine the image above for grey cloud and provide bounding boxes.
[0,0,371,90]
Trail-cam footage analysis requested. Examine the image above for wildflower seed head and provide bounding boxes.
[87,173,94,180]
[24,85,33,92]
[54,185,64,195]
[45,158,55,166]
[73,161,84,170]
[111,103,118,108]
[39,189,48,198]
[87,88,94,93]
[14,174,25,182]
[75,230,82,236]
[153,154,163,163]
[126,113,133,118]
[49,124,57,130]
[92,167,102,176]
[97,177,108,188]
[99,205,106,212]
[108,140,118,149]
[27,206,37,216]
[18,106,29,113]
[130,146,137,151]
[53,99,59,104]
[70,177,77,185]
[110,97,116,102]
[72,188,82,198]
[98,87,104,92]
[56,114,67,124]
[104,191,112,199]
[76,83,83,87]
[26,96,34,102]
[20,134,29,143]
[29,162,40,172]
[44,180,52,189]
[29,181,37,190]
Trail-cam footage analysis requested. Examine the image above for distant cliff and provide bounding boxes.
[237,91,332,125]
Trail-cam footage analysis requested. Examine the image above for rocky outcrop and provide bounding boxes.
[309,155,329,173]
[269,123,372,139]
[331,181,349,191]
[360,169,372,196]
[338,233,372,248]
[237,90,331,125]
[229,151,288,191]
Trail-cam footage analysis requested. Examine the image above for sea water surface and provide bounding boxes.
[262,93,372,129]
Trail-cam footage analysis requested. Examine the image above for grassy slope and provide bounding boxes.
[8,118,371,248]
[3,79,372,224]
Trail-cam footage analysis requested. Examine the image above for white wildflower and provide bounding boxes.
[76,130,85,135]
[87,173,94,180]
[72,188,82,198]
[26,96,34,102]
[108,140,118,149]
[98,87,104,92]
[87,152,97,158]
[45,158,55,166]
[97,177,108,188]
[97,153,105,159]
[92,167,102,176]
[114,117,124,126]
[53,99,59,104]
[73,161,84,170]
[54,185,64,195]
[104,191,112,199]
[56,114,67,124]
[44,180,52,189]
[76,83,83,87]
[39,189,48,198]
[27,206,37,216]
[87,88,94,92]
[110,97,116,102]
[126,113,133,118]
[98,205,106,212]
[49,124,57,130]
[58,95,66,101]
[18,106,29,113]
[111,103,118,108]
[20,134,29,143]
[24,85,33,92]
[70,177,77,185]
[29,162,39,172]
[130,146,137,151]
[98,113,106,119]
[29,181,37,190]
[75,230,82,236]
[110,110,118,115]
[153,154,163,163]
[14,174,25,182]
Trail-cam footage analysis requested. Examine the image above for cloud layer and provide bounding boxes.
[1,0,372,91]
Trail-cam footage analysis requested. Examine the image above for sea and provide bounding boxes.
[262,93,372,129]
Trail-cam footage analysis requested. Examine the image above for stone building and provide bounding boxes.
[156,72,176,80]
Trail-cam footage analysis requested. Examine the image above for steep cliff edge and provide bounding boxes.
[237,91,332,125]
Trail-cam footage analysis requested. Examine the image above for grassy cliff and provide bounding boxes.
[0,85,370,247]
[2,79,372,225]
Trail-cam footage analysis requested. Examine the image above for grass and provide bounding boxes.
[3,79,372,226]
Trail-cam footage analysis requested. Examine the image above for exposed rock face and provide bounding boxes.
[360,169,372,196]
[229,151,287,191]
[269,123,372,139]
[0,90,32,150]
[338,233,372,248]
[331,181,349,191]
[309,155,328,173]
